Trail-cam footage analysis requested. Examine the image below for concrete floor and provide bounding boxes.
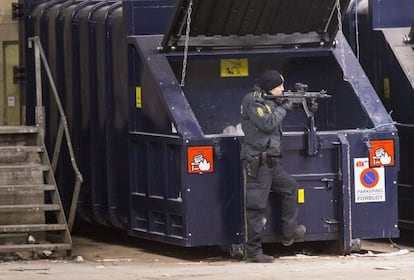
[1,228,414,280]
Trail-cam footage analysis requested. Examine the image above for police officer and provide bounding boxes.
[240,70,306,263]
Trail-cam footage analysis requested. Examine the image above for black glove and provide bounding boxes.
[281,99,293,112]
[308,99,318,113]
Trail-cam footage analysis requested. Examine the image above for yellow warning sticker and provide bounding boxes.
[298,189,305,203]
[220,59,249,77]
[136,87,142,108]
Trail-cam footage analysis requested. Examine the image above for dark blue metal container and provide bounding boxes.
[25,0,130,229]
[93,1,128,228]
[29,0,80,207]
[22,0,400,253]
[76,1,115,225]
[125,0,399,252]
[344,0,414,228]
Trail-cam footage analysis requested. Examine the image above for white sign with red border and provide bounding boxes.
[354,158,385,203]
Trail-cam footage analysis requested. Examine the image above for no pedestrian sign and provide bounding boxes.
[354,158,385,203]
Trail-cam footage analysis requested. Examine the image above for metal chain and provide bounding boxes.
[180,0,193,87]
[336,0,348,81]
[354,0,360,60]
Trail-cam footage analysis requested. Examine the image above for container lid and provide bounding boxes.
[160,0,350,51]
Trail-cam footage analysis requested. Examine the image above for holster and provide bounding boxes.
[244,156,260,178]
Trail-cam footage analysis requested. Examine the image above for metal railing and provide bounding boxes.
[28,36,83,232]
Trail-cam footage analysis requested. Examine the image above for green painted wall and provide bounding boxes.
[0,0,21,125]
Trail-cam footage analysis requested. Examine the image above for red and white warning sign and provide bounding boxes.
[187,146,214,174]
[369,139,395,167]
[354,158,385,203]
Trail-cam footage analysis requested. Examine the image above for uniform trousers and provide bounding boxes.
[244,160,298,257]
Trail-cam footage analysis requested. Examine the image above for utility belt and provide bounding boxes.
[259,152,279,168]
[244,152,279,178]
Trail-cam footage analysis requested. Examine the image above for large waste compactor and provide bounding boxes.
[344,0,414,229]
[22,0,132,228]
[21,0,400,254]
[124,0,399,253]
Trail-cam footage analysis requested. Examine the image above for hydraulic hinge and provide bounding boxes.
[403,22,414,45]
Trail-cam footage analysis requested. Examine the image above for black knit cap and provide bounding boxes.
[258,70,284,92]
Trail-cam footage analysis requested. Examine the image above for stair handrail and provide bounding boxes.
[28,36,83,232]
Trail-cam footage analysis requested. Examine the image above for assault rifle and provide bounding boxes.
[264,83,331,117]
[264,83,332,157]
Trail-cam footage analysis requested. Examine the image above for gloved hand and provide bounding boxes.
[308,99,318,113]
[281,99,293,112]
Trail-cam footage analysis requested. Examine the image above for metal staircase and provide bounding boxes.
[0,126,71,256]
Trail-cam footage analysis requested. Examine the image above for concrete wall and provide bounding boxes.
[0,0,21,125]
